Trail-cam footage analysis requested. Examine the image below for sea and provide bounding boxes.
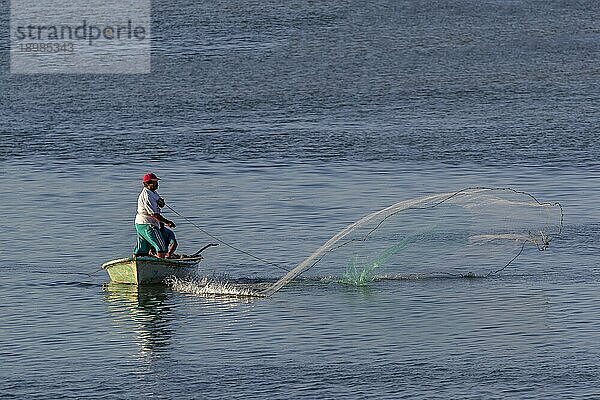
[1,0,600,398]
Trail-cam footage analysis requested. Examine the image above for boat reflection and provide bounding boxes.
[104,283,174,358]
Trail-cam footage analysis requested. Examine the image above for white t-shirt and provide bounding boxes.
[135,187,161,226]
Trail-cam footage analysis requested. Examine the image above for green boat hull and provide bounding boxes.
[101,256,201,284]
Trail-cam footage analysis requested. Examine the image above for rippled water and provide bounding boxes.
[2,0,600,398]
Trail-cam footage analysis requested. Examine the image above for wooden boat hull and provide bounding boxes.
[101,256,201,284]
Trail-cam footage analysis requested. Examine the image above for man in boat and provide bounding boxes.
[134,173,177,259]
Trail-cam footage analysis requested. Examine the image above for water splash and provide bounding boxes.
[341,258,380,286]
[166,276,264,298]
[341,234,419,286]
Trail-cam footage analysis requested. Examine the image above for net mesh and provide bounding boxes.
[262,187,563,296]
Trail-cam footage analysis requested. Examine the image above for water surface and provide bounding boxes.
[1,0,599,398]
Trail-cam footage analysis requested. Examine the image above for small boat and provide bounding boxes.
[101,255,202,285]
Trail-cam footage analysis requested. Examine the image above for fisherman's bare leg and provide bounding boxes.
[166,239,178,258]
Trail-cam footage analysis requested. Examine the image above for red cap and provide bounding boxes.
[142,173,160,182]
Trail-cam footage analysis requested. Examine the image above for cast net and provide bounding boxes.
[261,187,563,296]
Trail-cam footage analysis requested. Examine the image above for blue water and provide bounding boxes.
[2,0,600,398]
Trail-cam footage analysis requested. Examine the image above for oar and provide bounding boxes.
[191,243,219,257]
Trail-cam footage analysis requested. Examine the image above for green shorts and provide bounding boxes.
[134,223,168,255]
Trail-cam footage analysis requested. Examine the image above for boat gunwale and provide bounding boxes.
[102,255,203,270]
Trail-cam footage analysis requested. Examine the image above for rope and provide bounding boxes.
[486,242,526,277]
[164,204,291,272]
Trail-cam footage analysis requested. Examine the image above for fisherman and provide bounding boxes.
[134,173,177,259]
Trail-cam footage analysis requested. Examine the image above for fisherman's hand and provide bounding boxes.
[157,198,165,208]
[166,220,176,228]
